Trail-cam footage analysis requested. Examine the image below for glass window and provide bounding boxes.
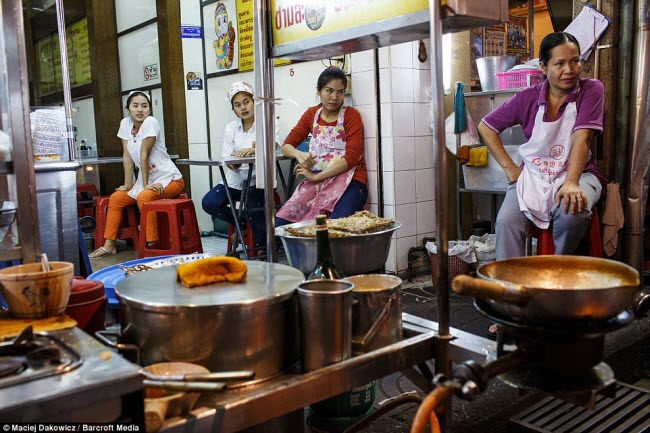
[117,23,161,90]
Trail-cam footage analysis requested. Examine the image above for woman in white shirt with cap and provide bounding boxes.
[201,81,267,249]
[89,90,184,258]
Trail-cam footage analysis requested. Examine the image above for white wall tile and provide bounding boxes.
[390,69,414,103]
[396,235,417,272]
[379,69,391,103]
[355,104,377,139]
[395,203,417,238]
[414,102,432,136]
[415,168,435,201]
[390,42,414,69]
[189,165,212,231]
[180,0,201,24]
[417,232,435,246]
[392,103,414,137]
[385,238,397,272]
[380,103,393,138]
[414,136,434,169]
[368,203,378,215]
[412,38,431,70]
[382,170,395,206]
[351,71,375,106]
[381,137,394,172]
[378,47,390,69]
[365,138,377,172]
[351,50,374,73]
[417,200,436,235]
[393,136,415,171]
[383,204,395,219]
[395,170,416,204]
[367,170,378,205]
[413,69,432,103]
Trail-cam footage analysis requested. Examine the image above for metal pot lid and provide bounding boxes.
[115,261,304,311]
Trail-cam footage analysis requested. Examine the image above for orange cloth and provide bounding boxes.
[176,256,247,288]
[283,105,367,185]
[601,182,624,257]
[103,179,184,243]
[456,145,470,165]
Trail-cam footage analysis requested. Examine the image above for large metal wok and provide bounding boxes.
[451,256,640,325]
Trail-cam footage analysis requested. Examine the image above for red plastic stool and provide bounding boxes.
[66,277,106,335]
[138,198,203,258]
[77,184,98,218]
[531,207,603,257]
[226,192,281,258]
[93,196,139,250]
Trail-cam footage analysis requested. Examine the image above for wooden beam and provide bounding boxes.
[86,0,123,193]
[156,0,190,188]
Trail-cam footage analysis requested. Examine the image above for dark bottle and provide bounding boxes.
[307,215,345,280]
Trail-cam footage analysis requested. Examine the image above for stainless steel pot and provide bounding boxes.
[476,55,518,90]
[451,256,640,325]
[275,221,401,275]
[113,261,305,383]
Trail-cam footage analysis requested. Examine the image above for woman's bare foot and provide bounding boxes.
[88,246,117,258]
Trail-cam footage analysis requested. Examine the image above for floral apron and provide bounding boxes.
[276,107,356,223]
[516,102,580,228]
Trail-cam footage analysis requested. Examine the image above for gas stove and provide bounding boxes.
[0,327,143,424]
[0,326,82,388]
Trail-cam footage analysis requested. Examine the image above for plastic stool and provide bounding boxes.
[77,184,98,218]
[531,207,603,257]
[138,198,203,258]
[66,277,106,335]
[93,196,139,250]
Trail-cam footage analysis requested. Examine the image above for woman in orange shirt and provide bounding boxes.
[276,67,367,225]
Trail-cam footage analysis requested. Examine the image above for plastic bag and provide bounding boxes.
[468,233,496,265]
[425,240,476,264]
[445,111,480,156]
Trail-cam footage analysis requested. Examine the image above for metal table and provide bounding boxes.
[175,155,292,258]
[79,155,180,165]
[157,313,496,433]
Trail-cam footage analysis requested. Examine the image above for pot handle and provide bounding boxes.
[451,275,528,305]
[632,290,650,318]
[95,330,141,365]
[352,295,395,349]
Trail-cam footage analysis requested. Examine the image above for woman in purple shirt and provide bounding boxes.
[479,32,604,261]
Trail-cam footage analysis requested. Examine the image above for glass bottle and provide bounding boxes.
[307,215,344,280]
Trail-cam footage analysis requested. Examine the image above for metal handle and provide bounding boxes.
[353,296,395,348]
[451,275,528,305]
[632,290,650,318]
[143,379,226,392]
[94,330,141,365]
[142,370,255,382]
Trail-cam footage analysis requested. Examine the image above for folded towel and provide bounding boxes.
[466,147,488,167]
[456,145,470,165]
[176,256,247,288]
[601,183,624,257]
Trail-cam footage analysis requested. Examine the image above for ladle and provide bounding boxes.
[40,253,50,272]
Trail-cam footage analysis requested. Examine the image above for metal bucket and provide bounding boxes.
[476,56,517,91]
[346,274,403,354]
[297,280,354,372]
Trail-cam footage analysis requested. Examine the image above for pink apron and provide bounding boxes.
[516,101,580,228]
[276,107,356,223]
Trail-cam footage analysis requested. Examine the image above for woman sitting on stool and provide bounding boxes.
[89,91,183,258]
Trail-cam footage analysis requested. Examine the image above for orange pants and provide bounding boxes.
[103,179,184,243]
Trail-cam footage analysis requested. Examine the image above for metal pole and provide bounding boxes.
[528,0,534,58]
[429,0,451,431]
[55,0,75,161]
[253,0,277,262]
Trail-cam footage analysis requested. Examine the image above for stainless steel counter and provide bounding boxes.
[0,327,143,423]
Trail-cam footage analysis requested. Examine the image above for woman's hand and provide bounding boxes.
[505,165,522,185]
[294,164,320,182]
[145,183,164,195]
[296,151,315,169]
[232,148,255,157]
[555,181,587,214]
[116,185,132,191]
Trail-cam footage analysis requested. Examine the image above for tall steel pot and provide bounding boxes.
[114,261,305,383]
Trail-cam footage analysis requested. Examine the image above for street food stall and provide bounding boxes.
[1,0,650,432]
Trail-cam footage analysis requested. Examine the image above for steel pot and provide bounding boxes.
[451,256,640,325]
[275,221,401,275]
[112,261,305,383]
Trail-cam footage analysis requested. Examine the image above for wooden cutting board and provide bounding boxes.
[0,313,77,339]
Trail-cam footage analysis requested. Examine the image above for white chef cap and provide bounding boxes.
[227,81,254,104]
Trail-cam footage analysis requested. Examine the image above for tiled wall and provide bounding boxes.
[351,41,436,273]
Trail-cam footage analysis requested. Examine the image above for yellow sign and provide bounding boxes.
[236,0,254,72]
[71,18,91,86]
[271,0,429,46]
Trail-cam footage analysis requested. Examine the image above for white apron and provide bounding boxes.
[516,102,581,229]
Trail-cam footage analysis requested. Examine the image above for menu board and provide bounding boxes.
[35,18,92,96]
